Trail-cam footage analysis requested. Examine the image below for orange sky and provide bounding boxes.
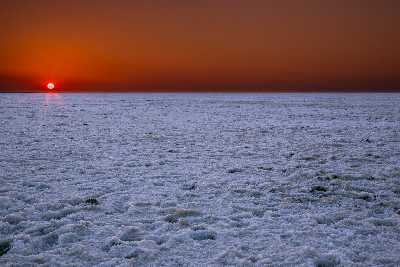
[1,0,399,91]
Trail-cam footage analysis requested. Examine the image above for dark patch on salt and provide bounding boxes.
[190,230,217,241]
[257,166,273,171]
[0,240,11,256]
[228,168,243,174]
[164,214,178,223]
[314,255,340,267]
[182,183,196,191]
[85,198,99,205]
[310,186,328,193]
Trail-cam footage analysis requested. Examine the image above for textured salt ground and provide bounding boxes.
[0,93,400,266]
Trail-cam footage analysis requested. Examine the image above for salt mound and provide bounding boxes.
[120,227,144,242]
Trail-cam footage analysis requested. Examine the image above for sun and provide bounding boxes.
[47,82,55,90]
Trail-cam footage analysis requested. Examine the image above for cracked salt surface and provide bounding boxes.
[1,93,400,266]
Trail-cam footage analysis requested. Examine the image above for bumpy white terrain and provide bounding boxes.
[1,93,400,266]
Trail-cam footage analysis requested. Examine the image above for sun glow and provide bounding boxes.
[47,82,55,90]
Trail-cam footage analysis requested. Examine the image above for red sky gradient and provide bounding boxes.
[1,0,399,92]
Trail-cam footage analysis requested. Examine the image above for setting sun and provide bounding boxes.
[47,82,55,90]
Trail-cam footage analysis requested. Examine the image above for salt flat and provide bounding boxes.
[1,93,400,266]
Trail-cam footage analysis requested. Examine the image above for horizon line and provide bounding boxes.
[1,89,399,93]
